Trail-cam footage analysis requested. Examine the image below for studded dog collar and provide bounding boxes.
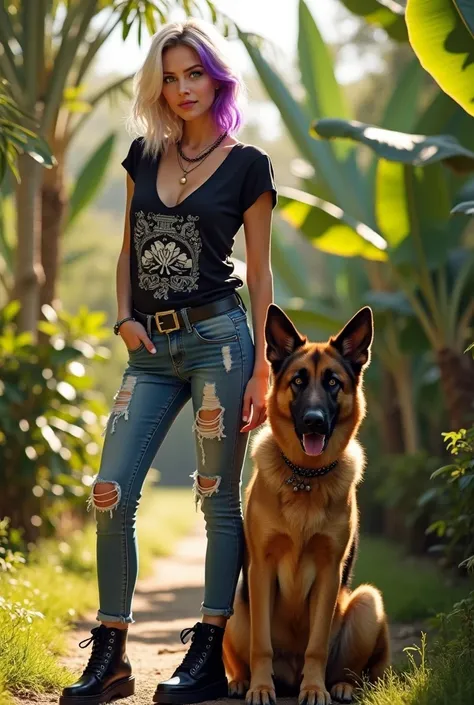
[282,452,338,492]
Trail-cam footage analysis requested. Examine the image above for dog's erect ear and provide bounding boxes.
[330,307,373,373]
[265,304,306,373]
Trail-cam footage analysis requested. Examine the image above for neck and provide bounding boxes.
[180,113,222,151]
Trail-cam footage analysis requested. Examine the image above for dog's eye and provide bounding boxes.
[293,376,303,386]
[329,378,339,388]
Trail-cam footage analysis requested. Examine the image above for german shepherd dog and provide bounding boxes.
[223,305,390,705]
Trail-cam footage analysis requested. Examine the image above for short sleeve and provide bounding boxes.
[121,138,143,182]
[240,153,278,214]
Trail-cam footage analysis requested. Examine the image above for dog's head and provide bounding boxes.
[265,305,373,460]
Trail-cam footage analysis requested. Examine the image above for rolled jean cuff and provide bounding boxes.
[201,603,233,618]
[96,610,135,624]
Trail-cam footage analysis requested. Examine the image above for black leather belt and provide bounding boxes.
[133,293,243,334]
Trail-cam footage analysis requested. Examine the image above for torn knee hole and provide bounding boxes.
[191,470,222,509]
[86,479,121,518]
[192,383,226,465]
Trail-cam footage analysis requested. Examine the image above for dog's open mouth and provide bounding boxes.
[302,432,326,456]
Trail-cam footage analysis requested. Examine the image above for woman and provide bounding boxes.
[59,16,276,705]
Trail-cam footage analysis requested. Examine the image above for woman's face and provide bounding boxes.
[161,44,218,122]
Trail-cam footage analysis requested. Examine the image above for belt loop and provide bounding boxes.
[146,315,152,337]
[236,291,247,312]
[180,307,193,333]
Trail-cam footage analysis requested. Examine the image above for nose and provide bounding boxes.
[178,79,190,95]
[302,409,327,434]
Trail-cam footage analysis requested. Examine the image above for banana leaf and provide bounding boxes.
[338,0,408,41]
[278,186,388,261]
[66,132,116,231]
[312,119,474,174]
[406,0,474,117]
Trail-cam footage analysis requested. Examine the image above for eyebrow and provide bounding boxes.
[163,63,203,75]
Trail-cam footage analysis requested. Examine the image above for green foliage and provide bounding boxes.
[66,132,116,230]
[0,488,196,700]
[406,0,474,117]
[0,300,110,541]
[376,452,442,545]
[338,0,408,42]
[0,81,54,183]
[425,426,474,571]
[312,119,474,173]
[356,593,474,705]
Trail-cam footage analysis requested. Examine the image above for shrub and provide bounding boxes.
[0,300,110,542]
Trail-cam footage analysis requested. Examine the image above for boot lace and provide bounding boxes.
[79,626,116,679]
[176,623,216,676]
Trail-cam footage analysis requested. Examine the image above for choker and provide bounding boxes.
[282,452,338,492]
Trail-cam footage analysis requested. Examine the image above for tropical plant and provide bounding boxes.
[426,425,474,572]
[406,0,474,117]
[0,0,218,335]
[0,299,111,542]
[337,0,408,41]
[0,80,54,184]
[240,0,474,431]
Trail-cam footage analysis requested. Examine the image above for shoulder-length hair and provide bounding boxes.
[126,18,245,157]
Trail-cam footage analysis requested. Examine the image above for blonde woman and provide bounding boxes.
[59,17,276,705]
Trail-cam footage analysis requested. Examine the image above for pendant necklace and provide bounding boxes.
[176,131,228,185]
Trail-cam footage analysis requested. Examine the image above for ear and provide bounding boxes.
[330,307,373,373]
[265,304,306,373]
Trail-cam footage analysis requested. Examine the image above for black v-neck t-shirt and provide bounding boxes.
[121,138,277,314]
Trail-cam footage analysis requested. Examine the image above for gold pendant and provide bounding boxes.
[180,175,187,185]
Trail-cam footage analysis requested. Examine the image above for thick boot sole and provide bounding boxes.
[153,678,228,704]
[59,676,135,705]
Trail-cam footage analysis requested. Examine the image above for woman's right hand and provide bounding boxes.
[119,320,156,354]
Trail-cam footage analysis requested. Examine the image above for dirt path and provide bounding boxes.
[21,518,423,704]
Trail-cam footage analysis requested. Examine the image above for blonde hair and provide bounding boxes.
[126,18,245,157]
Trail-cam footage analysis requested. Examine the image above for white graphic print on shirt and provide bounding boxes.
[134,212,201,300]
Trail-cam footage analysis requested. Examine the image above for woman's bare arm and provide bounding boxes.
[116,174,134,319]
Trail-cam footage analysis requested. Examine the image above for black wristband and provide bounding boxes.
[114,316,135,335]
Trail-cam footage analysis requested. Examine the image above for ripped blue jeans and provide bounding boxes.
[88,302,254,624]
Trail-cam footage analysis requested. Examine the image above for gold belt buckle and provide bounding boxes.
[155,309,180,333]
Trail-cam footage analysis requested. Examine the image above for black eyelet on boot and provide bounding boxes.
[59,625,135,705]
[153,622,228,704]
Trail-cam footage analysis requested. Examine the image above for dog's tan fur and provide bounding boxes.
[223,307,390,705]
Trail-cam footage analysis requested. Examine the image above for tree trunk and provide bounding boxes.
[40,158,67,315]
[392,357,420,453]
[11,154,45,338]
[437,347,474,429]
[379,369,405,454]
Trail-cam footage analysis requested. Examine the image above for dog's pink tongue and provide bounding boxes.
[303,433,325,456]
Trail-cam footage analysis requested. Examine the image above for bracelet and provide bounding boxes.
[113,316,135,335]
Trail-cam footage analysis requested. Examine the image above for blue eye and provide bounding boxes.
[163,76,174,84]
[190,70,202,78]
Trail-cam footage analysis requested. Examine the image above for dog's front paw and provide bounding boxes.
[229,679,250,698]
[330,682,353,703]
[245,684,276,705]
[298,684,332,705]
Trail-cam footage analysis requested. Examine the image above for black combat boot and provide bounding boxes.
[59,624,135,705]
[153,622,228,704]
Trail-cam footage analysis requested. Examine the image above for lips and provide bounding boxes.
[302,433,326,456]
[178,101,197,108]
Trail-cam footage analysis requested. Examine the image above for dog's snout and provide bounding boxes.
[302,409,326,433]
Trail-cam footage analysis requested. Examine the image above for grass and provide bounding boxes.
[355,596,474,705]
[353,535,472,623]
[0,484,196,701]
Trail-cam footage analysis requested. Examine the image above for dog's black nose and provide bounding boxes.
[302,409,327,433]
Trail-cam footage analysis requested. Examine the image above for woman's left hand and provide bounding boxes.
[240,371,270,433]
